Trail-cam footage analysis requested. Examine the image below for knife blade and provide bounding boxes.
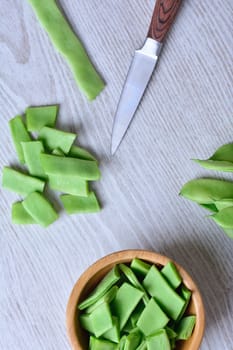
[111,0,182,155]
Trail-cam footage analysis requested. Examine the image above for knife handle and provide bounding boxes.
[148,0,182,43]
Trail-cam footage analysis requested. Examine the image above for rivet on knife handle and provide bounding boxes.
[148,0,182,42]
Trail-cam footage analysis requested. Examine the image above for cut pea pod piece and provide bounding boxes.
[79,266,120,310]
[165,326,177,340]
[22,192,58,227]
[79,313,94,334]
[102,316,120,343]
[38,127,76,154]
[176,284,192,322]
[48,175,89,197]
[146,329,171,350]
[199,203,218,213]
[9,115,32,163]
[161,261,182,289]
[130,258,150,278]
[214,199,233,211]
[86,286,119,314]
[89,302,113,337]
[89,336,117,350]
[124,328,141,350]
[193,159,233,172]
[117,335,126,350]
[175,315,196,340]
[27,0,105,100]
[143,265,186,320]
[180,178,233,204]
[12,202,36,225]
[119,264,149,304]
[2,167,45,196]
[21,141,46,178]
[211,206,233,229]
[111,283,144,330]
[60,192,100,214]
[40,154,100,180]
[136,298,169,336]
[69,145,97,161]
[136,340,147,350]
[26,105,58,131]
[52,148,64,156]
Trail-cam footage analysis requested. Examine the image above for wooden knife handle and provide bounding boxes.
[148,0,182,43]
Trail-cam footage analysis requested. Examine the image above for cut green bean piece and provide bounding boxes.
[79,266,120,310]
[136,298,169,336]
[40,154,100,180]
[27,0,105,100]
[21,141,46,178]
[215,199,233,211]
[111,283,144,330]
[26,105,58,131]
[89,336,117,350]
[22,192,58,227]
[199,203,218,212]
[165,326,177,339]
[39,127,76,154]
[136,340,147,350]
[124,329,141,350]
[12,202,36,225]
[193,159,233,172]
[69,145,97,161]
[143,265,186,320]
[9,115,32,163]
[89,302,113,337]
[60,192,100,214]
[79,313,94,334]
[52,148,64,156]
[86,286,118,314]
[175,315,196,340]
[146,329,171,350]
[49,174,88,196]
[211,206,233,229]
[2,167,45,196]
[161,262,182,289]
[180,179,233,204]
[130,258,150,278]
[118,335,126,350]
[119,264,149,304]
[176,285,192,322]
[102,317,120,343]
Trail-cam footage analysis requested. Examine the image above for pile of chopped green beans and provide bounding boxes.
[27,0,105,100]
[180,143,233,239]
[2,105,101,227]
[78,259,196,350]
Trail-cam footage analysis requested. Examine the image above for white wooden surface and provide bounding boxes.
[0,0,233,349]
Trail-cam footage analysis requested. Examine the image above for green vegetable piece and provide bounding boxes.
[210,143,233,162]
[89,301,113,337]
[180,178,233,204]
[130,258,150,278]
[48,174,89,196]
[117,335,126,350]
[143,265,186,320]
[130,302,145,328]
[69,145,97,161]
[211,206,233,229]
[79,313,94,334]
[199,203,218,212]
[52,148,64,156]
[21,141,46,178]
[124,329,141,350]
[40,154,100,180]
[175,315,196,340]
[26,105,58,131]
[9,115,32,163]
[38,127,76,154]
[136,340,147,350]
[215,199,233,211]
[2,167,45,196]
[27,0,105,100]
[165,326,177,339]
[86,286,118,314]
[161,261,182,289]
[193,159,233,172]
[12,202,36,225]
[89,336,117,350]
[176,284,192,322]
[146,329,171,350]
[136,298,169,336]
[79,266,120,310]
[119,264,149,304]
[102,316,120,343]
[111,282,144,330]
[61,192,100,214]
[22,192,58,227]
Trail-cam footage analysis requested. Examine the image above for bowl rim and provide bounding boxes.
[66,249,205,350]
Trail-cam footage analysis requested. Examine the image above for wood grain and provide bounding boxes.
[148,0,182,42]
[0,0,233,350]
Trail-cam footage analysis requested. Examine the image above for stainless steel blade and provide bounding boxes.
[111,38,162,155]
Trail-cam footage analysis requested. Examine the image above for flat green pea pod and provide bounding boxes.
[124,328,141,350]
[89,336,117,350]
[61,192,100,214]
[9,115,32,163]
[180,178,233,204]
[211,206,233,230]
[26,105,58,131]
[12,202,36,225]
[146,329,171,350]
[69,145,97,162]
[175,315,196,340]
[27,0,105,100]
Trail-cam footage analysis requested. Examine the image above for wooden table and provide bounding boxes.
[1,1,232,349]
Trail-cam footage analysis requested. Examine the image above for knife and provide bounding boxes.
[111,0,182,155]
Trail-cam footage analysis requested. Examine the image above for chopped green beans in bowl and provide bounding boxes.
[66,250,205,350]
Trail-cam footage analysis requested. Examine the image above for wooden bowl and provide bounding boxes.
[66,250,205,350]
